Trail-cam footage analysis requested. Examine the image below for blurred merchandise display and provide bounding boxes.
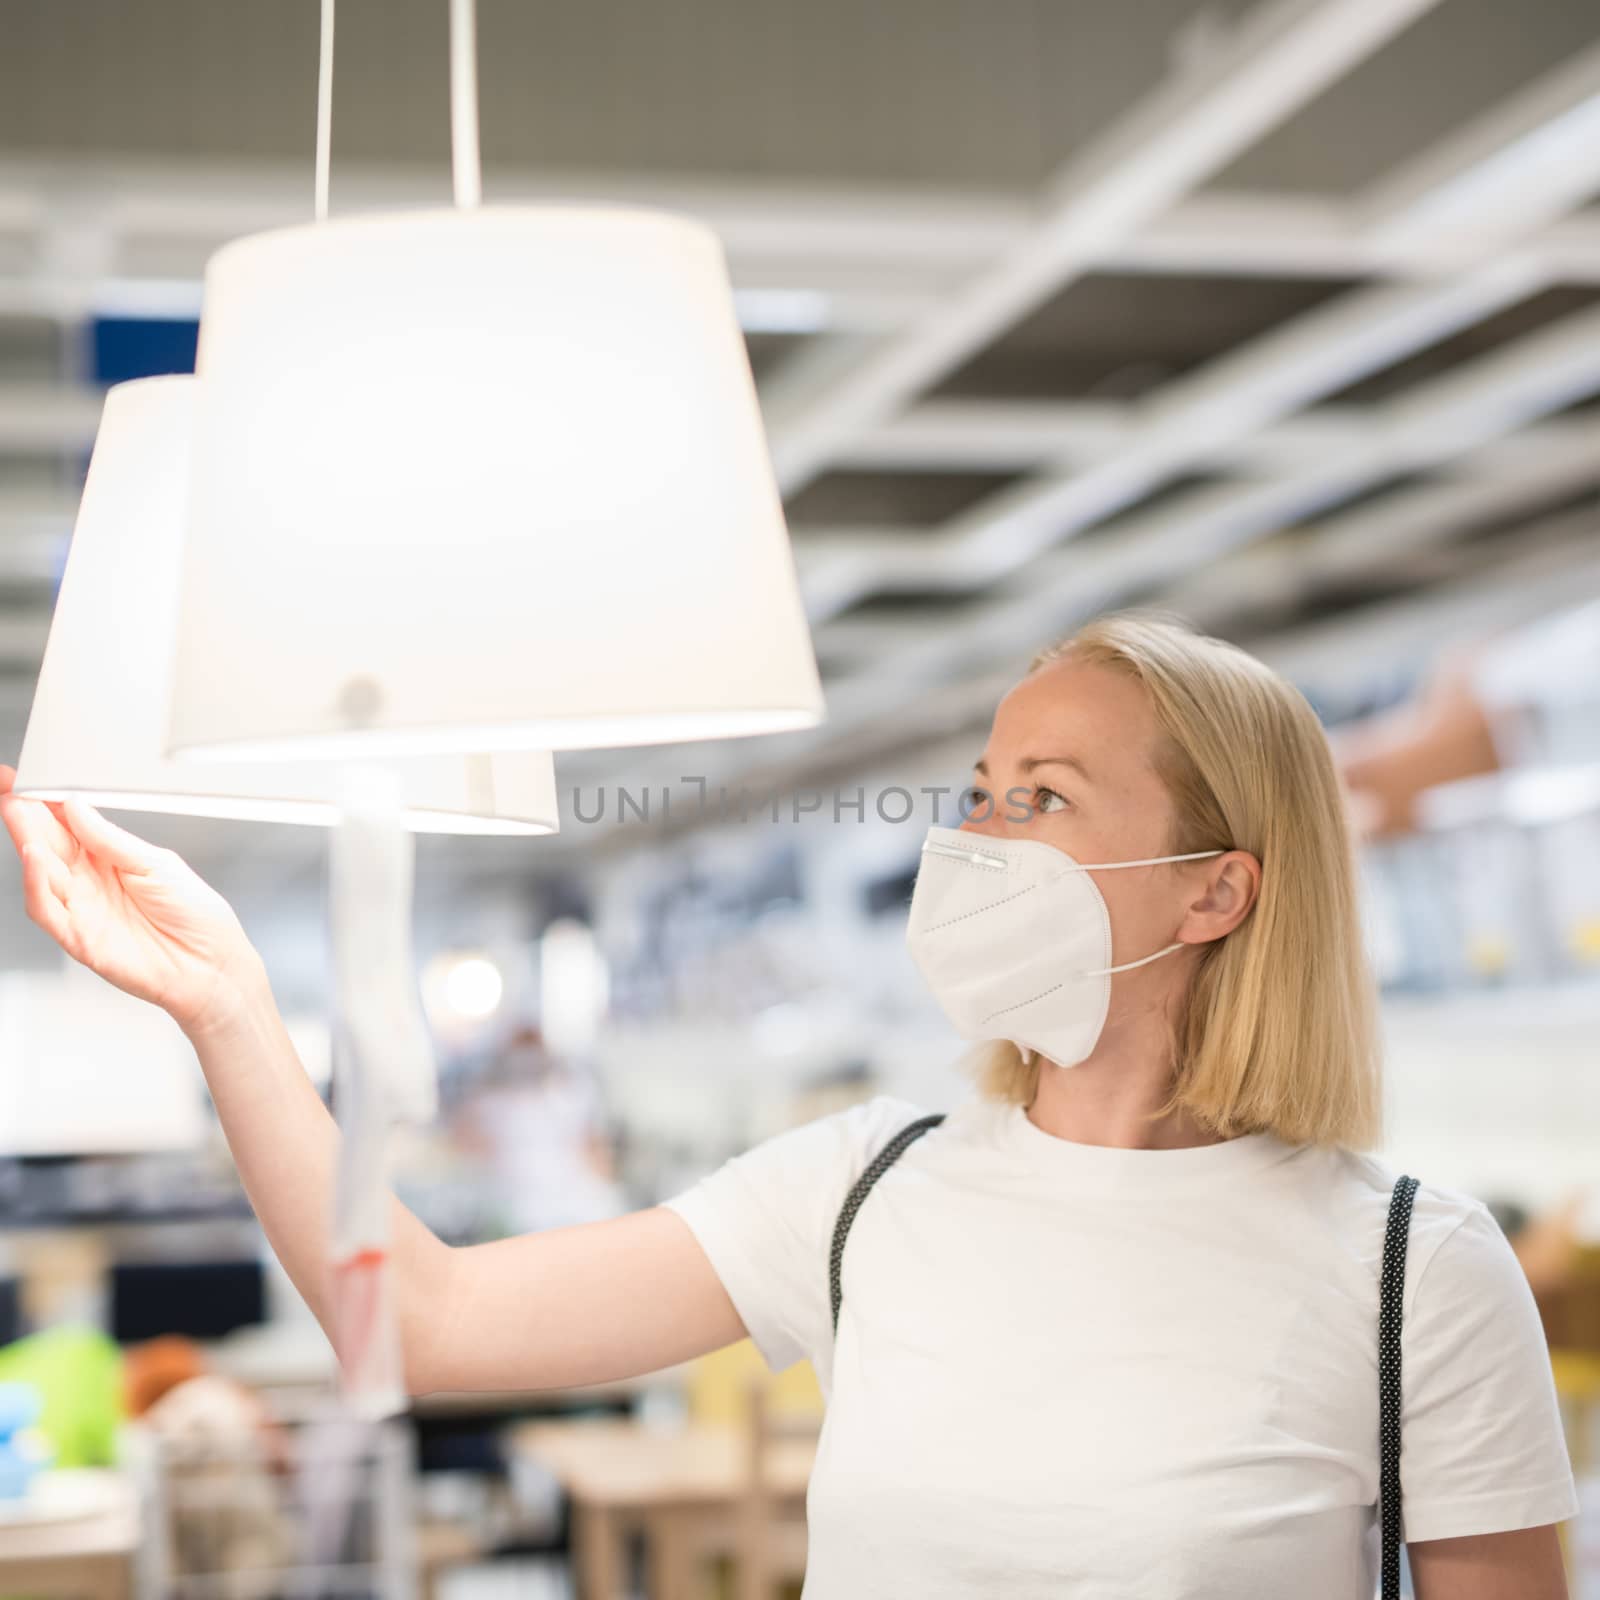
[0,1328,121,1470]
[123,1391,417,1600]
[1422,764,1600,989]
[0,1383,48,1498]
[0,1150,249,1228]
[1361,763,1600,993]
[0,971,208,1157]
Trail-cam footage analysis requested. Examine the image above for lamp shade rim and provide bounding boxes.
[9,783,559,837]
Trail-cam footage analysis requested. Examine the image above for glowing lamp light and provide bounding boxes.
[14,377,560,834]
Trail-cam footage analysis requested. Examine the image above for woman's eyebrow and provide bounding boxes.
[973,754,1094,783]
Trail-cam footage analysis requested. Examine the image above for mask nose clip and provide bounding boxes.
[921,836,1008,870]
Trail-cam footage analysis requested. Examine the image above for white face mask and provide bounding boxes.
[904,823,1222,1070]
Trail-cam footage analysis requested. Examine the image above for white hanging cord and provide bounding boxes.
[315,0,335,221]
[449,0,483,209]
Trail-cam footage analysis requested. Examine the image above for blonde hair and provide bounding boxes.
[974,611,1381,1150]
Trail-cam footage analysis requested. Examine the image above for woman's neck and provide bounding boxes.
[1025,981,1225,1151]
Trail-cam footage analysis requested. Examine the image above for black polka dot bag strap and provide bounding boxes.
[829,1113,945,1336]
[1380,1173,1421,1600]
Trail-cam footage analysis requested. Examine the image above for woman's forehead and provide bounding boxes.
[994,658,1157,748]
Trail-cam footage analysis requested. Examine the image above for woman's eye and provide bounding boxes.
[1034,785,1069,815]
[958,785,991,817]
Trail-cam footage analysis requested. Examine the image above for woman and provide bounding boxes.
[0,614,1575,1598]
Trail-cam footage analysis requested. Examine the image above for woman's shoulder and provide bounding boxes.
[806,1093,941,1174]
[1300,1146,1517,1312]
[709,1093,936,1191]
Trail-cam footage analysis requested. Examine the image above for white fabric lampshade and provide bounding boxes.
[166,206,825,762]
[15,377,559,835]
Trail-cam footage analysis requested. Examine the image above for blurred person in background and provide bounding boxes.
[0,611,1576,1600]
[448,1022,623,1236]
[1338,593,1600,1358]
[1339,595,1600,838]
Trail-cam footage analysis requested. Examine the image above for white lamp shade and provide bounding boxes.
[15,377,559,835]
[166,206,825,763]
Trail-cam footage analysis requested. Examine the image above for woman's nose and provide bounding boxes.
[957,803,1011,839]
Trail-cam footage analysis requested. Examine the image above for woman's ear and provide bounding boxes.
[1178,851,1261,946]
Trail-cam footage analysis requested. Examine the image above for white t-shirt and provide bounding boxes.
[663,1094,1577,1599]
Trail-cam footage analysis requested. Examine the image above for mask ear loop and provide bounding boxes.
[1013,941,1191,1063]
[1075,848,1224,978]
[1080,848,1225,871]
[1019,853,1223,1048]
[1081,940,1188,979]
[1081,844,1228,979]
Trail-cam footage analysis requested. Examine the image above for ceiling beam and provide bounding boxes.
[798,262,1541,618]
[759,0,1446,497]
[1110,199,1600,284]
[1359,38,1600,255]
[13,379,1600,491]
[9,175,1600,328]
[1149,418,1600,621]
[0,384,103,454]
[1246,515,1600,698]
[839,401,1600,478]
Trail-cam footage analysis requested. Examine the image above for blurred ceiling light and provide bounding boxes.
[443,954,505,1020]
[421,949,506,1028]
[539,917,609,1055]
[13,376,561,834]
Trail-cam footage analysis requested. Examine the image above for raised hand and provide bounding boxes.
[0,764,264,1036]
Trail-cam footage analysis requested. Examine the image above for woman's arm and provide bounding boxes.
[187,976,748,1395]
[1410,1524,1568,1600]
[0,770,747,1396]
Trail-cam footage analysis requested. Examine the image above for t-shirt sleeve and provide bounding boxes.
[660,1095,927,1375]
[1398,1200,1579,1543]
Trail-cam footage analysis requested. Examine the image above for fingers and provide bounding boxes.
[0,786,81,868]
[60,796,163,875]
[20,843,76,954]
[0,763,86,864]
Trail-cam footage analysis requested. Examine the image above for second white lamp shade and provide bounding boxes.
[15,377,560,834]
[164,205,825,763]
